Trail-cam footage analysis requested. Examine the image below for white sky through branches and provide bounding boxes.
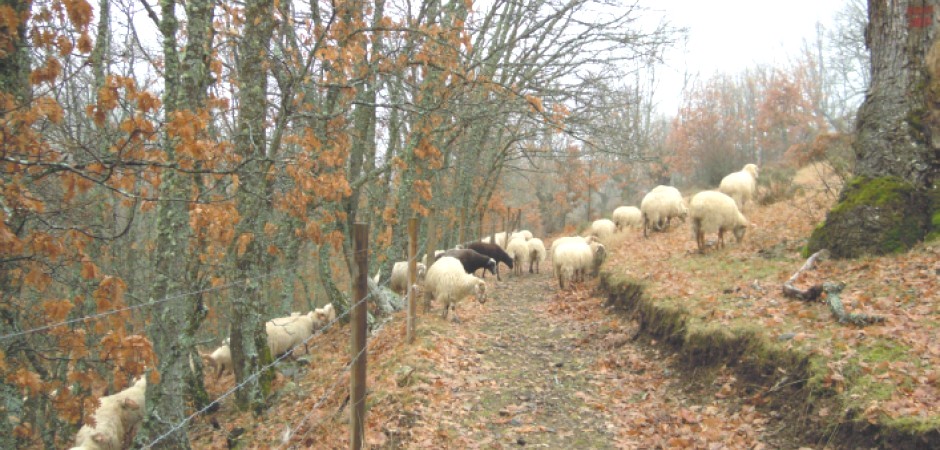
[646,0,850,115]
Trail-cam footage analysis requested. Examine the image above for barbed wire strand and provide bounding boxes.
[1,241,433,341]
[282,251,433,447]
[278,342,370,449]
[0,267,293,341]
[142,289,373,449]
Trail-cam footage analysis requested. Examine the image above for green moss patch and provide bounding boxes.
[808,176,930,258]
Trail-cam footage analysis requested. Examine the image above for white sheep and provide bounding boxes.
[423,256,487,322]
[70,377,146,450]
[201,344,232,380]
[390,261,426,296]
[640,185,688,237]
[266,312,316,358]
[719,163,759,211]
[588,241,607,277]
[527,238,546,273]
[689,190,749,252]
[514,229,534,240]
[481,232,508,248]
[552,241,594,289]
[505,237,530,276]
[313,303,336,330]
[587,219,617,241]
[549,236,596,275]
[612,206,642,231]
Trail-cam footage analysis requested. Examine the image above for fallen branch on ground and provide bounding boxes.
[782,249,884,326]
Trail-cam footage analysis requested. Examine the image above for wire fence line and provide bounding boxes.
[0,242,432,342]
[278,342,371,449]
[143,278,385,449]
[0,267,295,341]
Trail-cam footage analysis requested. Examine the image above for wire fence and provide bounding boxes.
[142,245,425,448]
[23,235,433,449]
[143,279,384,449]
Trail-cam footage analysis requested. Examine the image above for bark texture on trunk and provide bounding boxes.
[809,0,940,257]
[229,0,276,412]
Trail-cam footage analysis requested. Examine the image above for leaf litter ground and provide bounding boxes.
[187,164,938,448]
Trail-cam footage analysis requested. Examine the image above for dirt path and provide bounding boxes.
[450,270,618,448]
[418,267,800,449]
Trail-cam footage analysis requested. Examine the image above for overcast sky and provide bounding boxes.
[645,0,852,115]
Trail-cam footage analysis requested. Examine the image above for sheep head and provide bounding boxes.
[473,279,487,304]
[743,164,759,179]
[417,263,427,281]
[733,224,747,243]
[485,258,497,274]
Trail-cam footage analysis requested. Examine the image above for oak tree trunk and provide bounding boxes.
[808,0,940,257]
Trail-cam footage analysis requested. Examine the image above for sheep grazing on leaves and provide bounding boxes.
[640,185,688,237]
[505,237,530,276]
[719,163,759,211]
[266,312,318,358]
[552,241,593,289]
[201,344,232,380]
[390,261,427,296]
[612,206,642,231]
[423,256,487,323]
[549,235,596,275]
[442,248,498,277]
[689,190,749,252]
[588,241,607,277]
[527,238,546,274]
[466,242,514,281]
[587,219,616,241]
[70,377,146,450]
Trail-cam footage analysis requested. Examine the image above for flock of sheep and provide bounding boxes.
[69,164,759,449]
[608,163,758,251]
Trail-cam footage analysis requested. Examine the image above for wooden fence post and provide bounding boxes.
[423,213,438,313]
[350,223,368,450]
[407,218,418,344]
[457,207,465,246]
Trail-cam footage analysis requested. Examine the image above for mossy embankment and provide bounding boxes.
[597,259,940,449]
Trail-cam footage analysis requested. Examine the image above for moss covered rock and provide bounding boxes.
[807,176,930,258]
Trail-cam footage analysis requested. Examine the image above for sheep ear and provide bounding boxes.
[93,433,108,443]
[121,398,140,410]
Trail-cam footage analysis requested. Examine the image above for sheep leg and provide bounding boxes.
[717,229,725,249]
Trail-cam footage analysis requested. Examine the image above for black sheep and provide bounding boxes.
[442,249,497,277]
[465,242,514,281]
